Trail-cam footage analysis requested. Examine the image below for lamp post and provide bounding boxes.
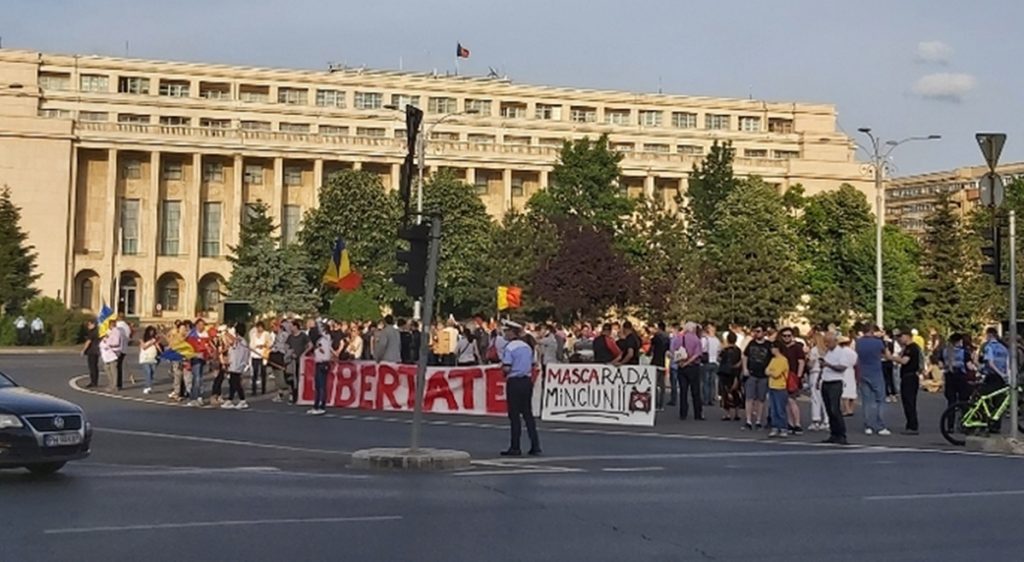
[857,129,940,329]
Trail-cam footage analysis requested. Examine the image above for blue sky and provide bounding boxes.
[5,0,1022,175]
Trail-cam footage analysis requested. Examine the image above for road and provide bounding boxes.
[2,353,1024,561]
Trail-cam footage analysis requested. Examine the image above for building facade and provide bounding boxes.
[0,48,869,321]
[887,162,1024,236]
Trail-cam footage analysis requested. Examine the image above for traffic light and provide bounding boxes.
[393,223,430,298]
[981,223,1003,284]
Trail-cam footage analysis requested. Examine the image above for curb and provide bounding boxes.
[0,346,81,355]
[351,447,472,471]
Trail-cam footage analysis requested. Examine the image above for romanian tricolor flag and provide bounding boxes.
[456,42,470,59]
[322,238,363,293]
[96,303,114,337]
[497,286,522,311]
[159,328,199,362]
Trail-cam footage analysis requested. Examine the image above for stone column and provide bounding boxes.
[644,175,656,199]
[145,150,161,316]
[312,158,324,210]
[391,162,402,192]
[227,154,244,249]
[503,169,513,212]
[271,157,284,225]
[103,148,118,308]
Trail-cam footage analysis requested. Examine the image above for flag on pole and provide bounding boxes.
[96,303,114,337]
[159,327,199,362]
[322,238,363,293]
[456,42,470,59]
[497,286,522,311]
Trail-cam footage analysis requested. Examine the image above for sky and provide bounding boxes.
[4,0,1022,175]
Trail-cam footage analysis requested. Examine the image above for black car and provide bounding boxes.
[0,370,92,474]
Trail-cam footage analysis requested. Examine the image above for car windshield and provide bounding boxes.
[0,372,16,388]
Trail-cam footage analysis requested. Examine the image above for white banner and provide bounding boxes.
[541,364,656,426]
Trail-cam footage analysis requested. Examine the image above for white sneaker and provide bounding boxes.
[864,428,874,435]
[185,400,196,407]
[306,408,318,415]
[236,401,249,410]
[168,392,178,399]
[143,387,152,395]
[877,428,891,436]
[768,428,780,437]
[313,409,326,416]
[221,401,236,409]
[194,397,204,407]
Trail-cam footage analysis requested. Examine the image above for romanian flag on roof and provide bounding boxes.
[456,42,470,59]
[497,286,522,311]
[159,328,199,362]
[322,238,363,293]
[96,303,114,337]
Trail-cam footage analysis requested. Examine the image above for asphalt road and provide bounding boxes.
[3,353,1024,561]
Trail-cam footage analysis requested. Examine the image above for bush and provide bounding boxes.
[0,319,16,346]
[22,297,91,346]
[328,290,381,323]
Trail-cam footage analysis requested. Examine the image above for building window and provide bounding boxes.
[705,114,731,130]
[535,103,561,120]
[356,127,386,137]
[429,131,459,141]
[643,143,670,154]
[467,134,495,144]
[38,109,71,119]
[739,116,762,132]
[158,278,180,312]
[639,110,663,127]
[121,160,142,180]
[320,125,348,136]
[284,166,303,186]
[162,160,184,181]
[79,74,109,93]
[671,112,697,129]
[743,148,768,158]
[315,89,346,108]
[538,137,564,147]
[117,113,150,124]
[79,111,108,122]
[159,116,191,127]
[244,164,264,184]
[282,205,301,245]
[500,102,527,119]
[465,98,492,116]
[239,85,270,103]
[120,198,140,255]
[511,178,525,198]
[158,80,190,97]
[199,277,222,312]
[390,94,420,108]
[768,118,794,134]
[474,177,489,195]
[201,202,221,257]
[241,120,271,131]
[774,150,800,159]
[569,106,597,123]
[202,161,224,183]
[199,82,231,100]
[610,142,635,153]
[605,109,630,125]
[428,96,458,114]
[354,91,383,109]
[118,76,150,95]
[677,145,704,156]
[39,72,71,91]
[79,278,94,311]
[504,135,531,145]
[277,87,308,105]
[280,122,310,133]
[160,201,182,256]
[200,118,231,129]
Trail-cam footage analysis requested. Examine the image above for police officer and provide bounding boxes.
[500,321,541,457]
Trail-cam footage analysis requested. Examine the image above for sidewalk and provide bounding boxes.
[0,346,80,355]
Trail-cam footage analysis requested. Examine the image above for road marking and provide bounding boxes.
[44,515,401,535]
[481,448,881,464]
[94,427,350,456]
[601,467,665,473]
[864,490,1024,501]
[453,468,584,477]
[84,466,280,478]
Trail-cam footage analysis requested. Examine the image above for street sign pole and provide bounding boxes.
[409,216,441,453]
[1010,211,1018,442]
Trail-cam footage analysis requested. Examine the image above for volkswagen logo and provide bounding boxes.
[53,416,65,430]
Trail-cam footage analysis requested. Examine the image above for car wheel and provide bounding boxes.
[26,462,66,475]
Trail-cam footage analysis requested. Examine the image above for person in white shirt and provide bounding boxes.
[30,317,44,345]
[701,324,722,406]
[114,315,131,389]
[248,321,273,395]
[100,327,123,392]
[818,333,857,445]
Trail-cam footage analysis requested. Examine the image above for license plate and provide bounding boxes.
[44,432,82,447]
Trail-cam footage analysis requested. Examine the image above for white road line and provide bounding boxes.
[601,467,664,473]
[94,427,350,456]
[453,468,584,477]
[84,466,280,478]
[864,490,1024,501]
[44,515,401,535]
[481,448,881,464]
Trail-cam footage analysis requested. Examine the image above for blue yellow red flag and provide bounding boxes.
[97,303,114,337]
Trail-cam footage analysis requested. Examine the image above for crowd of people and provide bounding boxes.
[78,312,1017,443]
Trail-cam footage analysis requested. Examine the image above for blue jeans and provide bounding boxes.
[668,364,680,404]
[768,389,789,430]
[860,377,886,431]
[314,362,329,410]
[703,363,718,405]
[141,363,156,388]
[190,359,205,400]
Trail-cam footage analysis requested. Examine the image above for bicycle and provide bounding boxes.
[939,381,1024,446]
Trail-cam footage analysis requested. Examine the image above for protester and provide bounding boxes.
[615,321,642,366]
[819,333,855,445]
[81,319,100,388]
[717,332,742,421]
[894,330,922,434]
[222,323,250,410]
[766,341,790,438]
[187,319,211,407]
[648,322,671,410]
[593,323,620,364]
[806,331,829,432]
[99,326,121,392]
[674,322,704,421]
[309,321,333,415]
[855,324,890,436]
[115,314,131,389]
[778,326,806,434]
[139,326,161,394]
[456,325,480,366]
[701,323,721,406]
[742,326,773,430]
[500,321,540,457]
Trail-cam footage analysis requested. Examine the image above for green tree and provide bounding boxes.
[845,226,921,329]
[480,210,557,319]
[227,201,318,315]
[298,170,402,306]
[0,186,40,315]
[422,170,494,315]
[681,141,738,243]
[624,194,690,320]
[526,135,633,235]
[328,290,381,322]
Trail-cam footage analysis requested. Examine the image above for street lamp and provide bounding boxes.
[385,106,479,319]
[857,128,941,329]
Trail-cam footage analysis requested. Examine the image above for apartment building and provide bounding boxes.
[0,48,868,320]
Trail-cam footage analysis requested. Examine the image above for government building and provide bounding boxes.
[0,48,868,321]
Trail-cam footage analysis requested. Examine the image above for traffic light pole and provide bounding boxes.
[1010,211,1018,442]
[410,216,441,453]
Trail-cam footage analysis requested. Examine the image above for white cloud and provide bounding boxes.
[915,40,953,64]
[912,73,976,102]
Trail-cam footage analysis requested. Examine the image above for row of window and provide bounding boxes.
[39,71,796,132]
[77,272,223,315]
[120,159,306,185]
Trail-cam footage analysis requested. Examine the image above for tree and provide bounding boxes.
[624,194,691,320]
[681,141,738,243]
[0,186,40,315]
[845,226,921,329]
[227,201,318,315]
[298,170,403,306]
[422,170,495,315]
[328,290,381,322]
[480,210,557,319]
[532,218,635,321]
[526,135,633,235]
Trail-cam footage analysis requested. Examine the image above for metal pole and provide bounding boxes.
[410,216,441,453]
[413,131,426,321]
[1010,210,1018,441]
[874,151,884,329]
